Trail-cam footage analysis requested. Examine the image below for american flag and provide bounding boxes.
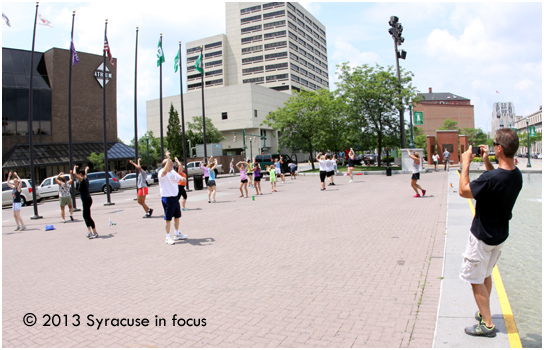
[104,34,114,67]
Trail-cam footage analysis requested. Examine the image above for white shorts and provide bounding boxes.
[12,202,22,211]
[459,233,505,284]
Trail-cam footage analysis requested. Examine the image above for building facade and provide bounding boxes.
[491,102,516,138]
[514,107,542,155]
[148,2,329,159]
[2,47,134,182]
[412,87,475,137]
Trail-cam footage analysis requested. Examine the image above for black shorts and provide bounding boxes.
[411,173,420,180]
[254,176,261,182]
[319,170,327,182]
[241,179,248,183]
[326,171,334,177]
[207,180,216,187]
[177,185,187,200]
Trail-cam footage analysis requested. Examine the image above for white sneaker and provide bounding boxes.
[212,199,216,203]
[349,180,354,183]
[174,233,187,240]
[20,226,27,231]
[14,226,21,231]
[165,237,176,245]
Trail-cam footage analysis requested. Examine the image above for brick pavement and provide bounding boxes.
[2,170,448,347]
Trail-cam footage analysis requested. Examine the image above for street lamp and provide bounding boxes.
[527,119,532,168]
[388,16,407,149]
[408,103,415,149]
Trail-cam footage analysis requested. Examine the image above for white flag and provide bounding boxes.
[37,13,53,27]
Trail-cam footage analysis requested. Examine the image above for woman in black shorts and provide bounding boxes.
[253,162,262,195]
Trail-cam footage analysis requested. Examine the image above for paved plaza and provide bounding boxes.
[4,160,538,347]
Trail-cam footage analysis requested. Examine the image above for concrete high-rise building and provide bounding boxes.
[147,2,329,158]
[491,102,516,137]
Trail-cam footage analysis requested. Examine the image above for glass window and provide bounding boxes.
[222,112,228,120]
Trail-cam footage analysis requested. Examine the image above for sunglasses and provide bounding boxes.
[493,141,502,147]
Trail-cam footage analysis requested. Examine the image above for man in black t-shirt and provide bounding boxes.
[458,128,523,337]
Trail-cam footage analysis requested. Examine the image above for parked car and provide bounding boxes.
[363,154,377,165]
[80,171,120,194]
[184,161,224,176]
[255,154,296,174]
[118,173,152,188]
[38,174,79,199]
[2,179,41,206]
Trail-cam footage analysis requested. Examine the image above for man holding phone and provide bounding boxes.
[458,128,523,337]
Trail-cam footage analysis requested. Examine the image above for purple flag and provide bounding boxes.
[71,40,79,66]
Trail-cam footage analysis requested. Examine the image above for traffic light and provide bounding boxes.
[234,135,237,142]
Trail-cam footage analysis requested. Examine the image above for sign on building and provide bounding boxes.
[414,111,423,125]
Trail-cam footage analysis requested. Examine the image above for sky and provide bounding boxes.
[2,1,542,145]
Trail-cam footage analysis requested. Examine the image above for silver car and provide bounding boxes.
[2,179,41,207]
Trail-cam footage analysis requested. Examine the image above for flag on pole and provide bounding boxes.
[71,40,79,66]
[37,13,53,27]
[174,49,180,73]
[195,52,203,73]
[496,91,500,94]
[157,37,165,67]
[104,34,114,66]
[2,12,11,27]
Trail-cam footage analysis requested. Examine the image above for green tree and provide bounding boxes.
[518,131,542,153]
[264,89,330,169]
[463,127,488,146]
[88,152,104,171]
[166,104,185,159]
[185,116,225,154]
[335,63,420,166]
[438,119,462,133]
[412,126,428,157]
[131,131,162,168]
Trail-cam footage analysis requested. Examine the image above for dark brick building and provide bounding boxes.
[2,47,134,182]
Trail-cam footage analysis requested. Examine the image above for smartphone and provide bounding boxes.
[472,146,481,156]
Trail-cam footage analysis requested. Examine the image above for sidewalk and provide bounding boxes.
[0,169,514,347]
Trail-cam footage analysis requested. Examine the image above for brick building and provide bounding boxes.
[413,87,475,136]
[2,47,134,182]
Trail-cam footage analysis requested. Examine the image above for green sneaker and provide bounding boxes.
[465,323,497,337]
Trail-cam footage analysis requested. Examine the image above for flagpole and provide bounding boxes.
[134,27,139,199]
[178,41,190,191]
[159,34,164,161]
[28,2,42,220]
[103,19,114,206]
[200,46,208,160]
[68,10,80,212]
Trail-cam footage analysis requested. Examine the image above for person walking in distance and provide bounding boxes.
[347,148,355,183]
[458,129,522,337]
[316,152,328,191]
[174,157,188,212]
[55,172,74,223]
[443,148,451,171]
[129,158,153,218]
[253,161,262,195]
[71,165,99,239]
[6,172,26,231]
[159,153,187,245]
[407,150,426,198]
[237,160,249,198]
[206,158,218,203]
[432,152,440,172]
[229,159,235,175]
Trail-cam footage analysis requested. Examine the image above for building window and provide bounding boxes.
[243,77,264,84]
[205,41,222,50]
[241,14,261,24]
[263,10,285,19]
[264,30,286,39]
[264,41,287,50]
[241,5,261,14]
[263,2,284,10]
[265,51,287,60]
[263,20,285,29]
[242,66,264,75]
[242,55,264,64]
[241,25,262,34]
[222,112,228,120]
[241,35,263,44]
[242,45,263,54]
[205,50,222,58]
[254,110,258,118]
[265,62,288,71]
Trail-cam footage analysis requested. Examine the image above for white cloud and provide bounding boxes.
[515,79,535,92]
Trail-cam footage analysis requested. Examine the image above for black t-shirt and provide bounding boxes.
[79,178,91,199]
[469,167,523,245]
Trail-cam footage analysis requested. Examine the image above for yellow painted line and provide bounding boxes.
[455,170,522,347]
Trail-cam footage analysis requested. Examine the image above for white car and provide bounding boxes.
[185,161,224,176]
[2,179,41,206]
[38,174,72,199]
[118,173,152,188]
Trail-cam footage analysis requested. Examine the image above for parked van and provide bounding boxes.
[2,179,41,206]
[83,171,120,194]
[255,154,296,174]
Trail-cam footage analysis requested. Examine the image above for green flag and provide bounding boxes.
[195,52,203,73]
[157,37,165,67]
[174,49,180,73]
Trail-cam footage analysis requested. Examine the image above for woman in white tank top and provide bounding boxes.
[407,150,426,198]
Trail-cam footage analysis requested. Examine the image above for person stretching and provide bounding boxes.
[159,153,187,245]
[408,150,426,198]
[253,162,262,195]
[237,161,249,198]
[71,166,99,239]
[7,172,26,231]
[55,172,74,223]
[206,158,218,203]
[347,148,355,183]
[129,158,153,218]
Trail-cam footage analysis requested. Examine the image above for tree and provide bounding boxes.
[131,131,162,168]
[412,126,428,157]
[438,119,462,133]
[166,104,185,159]
[335,63,420,166]
[185,116,225,155]
[463,127,488,146]
[264,89,331,169]
[518,131,542,154]
[88,152,104,171]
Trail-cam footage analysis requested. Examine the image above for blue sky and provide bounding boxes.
[2,1,542,144]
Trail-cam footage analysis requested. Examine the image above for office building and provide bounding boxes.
[491,102,516,137]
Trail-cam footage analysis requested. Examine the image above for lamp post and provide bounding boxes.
[145,136,150,169]
[388,16,407,149]
[527,119,532,168]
